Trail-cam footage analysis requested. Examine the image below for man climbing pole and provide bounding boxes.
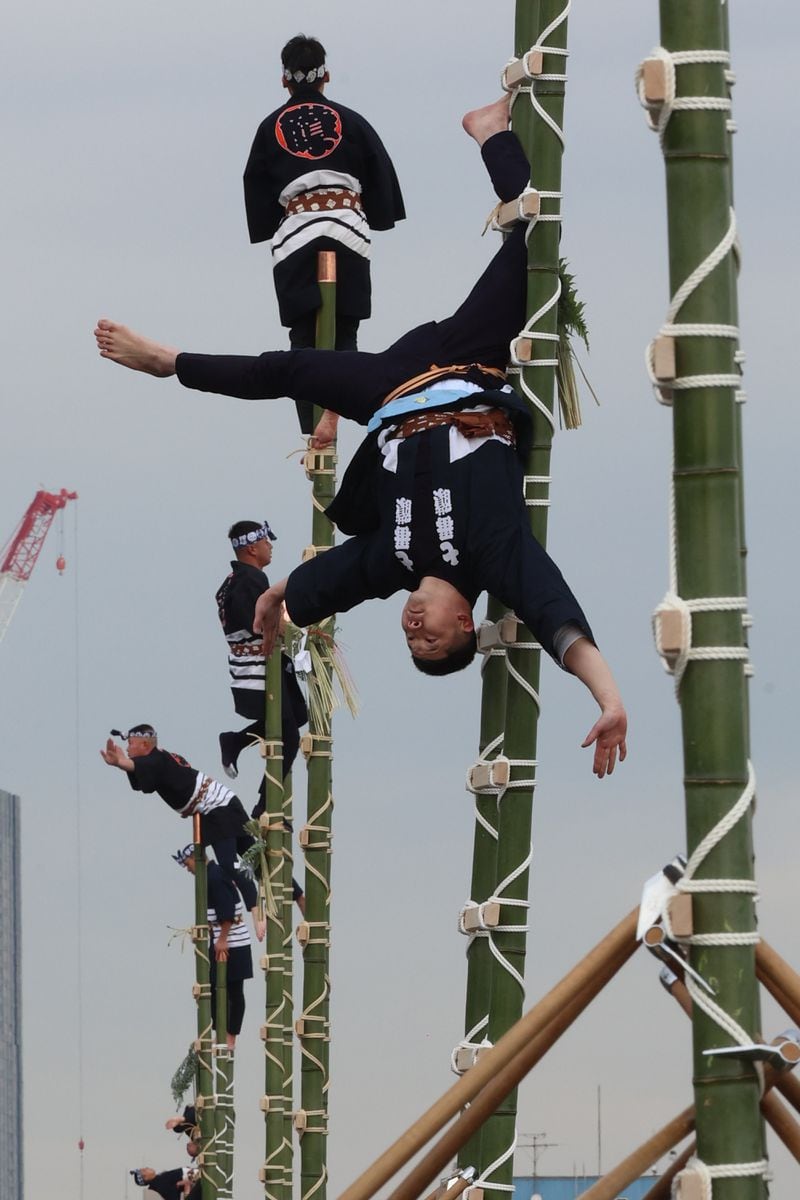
[174,845,253,1049]
[216,518,308,791]
[94,100,627,776]
[243,33,406,432]
[129,1166,200,1198]
[100,725,265,938]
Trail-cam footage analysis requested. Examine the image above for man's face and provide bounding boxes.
[400,592,473,661]
[140,1169,156,1184]
[252,538,273,569]
[128,736,155,758]
[182,856,196,876]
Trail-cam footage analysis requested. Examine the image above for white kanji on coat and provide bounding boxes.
[395,551,413,571]
[394,527,411,550]
[432,488,453,516]
[435,515,455,542]
[395,498,412,524]
[440,542,460,566]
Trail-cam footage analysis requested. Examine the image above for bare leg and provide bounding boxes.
[462,96,511,146]
[94,318,178,377]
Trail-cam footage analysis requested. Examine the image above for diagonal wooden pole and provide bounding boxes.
[337,909,638,1200]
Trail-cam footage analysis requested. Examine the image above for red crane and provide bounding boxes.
[0,489,78,645]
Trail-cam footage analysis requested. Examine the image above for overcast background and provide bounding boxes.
[2,1,799,1197]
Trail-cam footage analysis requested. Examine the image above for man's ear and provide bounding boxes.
[457,611,475,633]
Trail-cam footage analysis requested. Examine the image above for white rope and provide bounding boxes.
[676,1155,771,1200]
[477,1129,518,1193]
[635,47,734,149]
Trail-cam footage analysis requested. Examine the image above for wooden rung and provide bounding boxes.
[258,1167,267,1184]
[642,58,668,104]
[496,190,540,231]
[299,826,311,848]
[300,733,314,759]
[469,762,492,791]
[454,1047,475,1073]
[195,1095,206,1110]
[296,922,310,947]
[260,954,270,971]
[293,1110,308,1132]
[302,545,317,562]
[191,983,201,999]
[491,759,510,787]
[667,893,693,939]
[656,609,685,655]
[259,1024,268,1042]
[503,49,544,89]
[512,337,535,364]
[674,1171,705,1200]
[465,1188,485,1200]
[477,616,520,652]
[193,1038,202,1052]
[260,1096,270,1113]
[295,1019,306,1036]
[653,334,676,382]
[772,1035,800,1065]
[462,902,501,932]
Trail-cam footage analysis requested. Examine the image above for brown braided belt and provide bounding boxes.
[388,406,516,446]
[183,776,212,817]
[229,641,263,658]
[285,187,363,217]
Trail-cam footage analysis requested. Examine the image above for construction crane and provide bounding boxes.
[0,488,78,647]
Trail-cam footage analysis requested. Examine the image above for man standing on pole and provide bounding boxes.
[243,34,406,431]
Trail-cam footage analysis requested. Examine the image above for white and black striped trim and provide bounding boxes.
[272,213,371,265]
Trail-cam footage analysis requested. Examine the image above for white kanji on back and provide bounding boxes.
[432,488,453,516]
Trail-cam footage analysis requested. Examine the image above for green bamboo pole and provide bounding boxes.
[647,3,765,1194]
[261,645,288,1200]
[298,250,338,1200]
[214,960,231,1199]
[457,593,508,1173]
[281,770,296,1200]
[479,2,569,1189]
[192,816,217,1200]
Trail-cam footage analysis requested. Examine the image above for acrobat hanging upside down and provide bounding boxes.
[95,99,627,778]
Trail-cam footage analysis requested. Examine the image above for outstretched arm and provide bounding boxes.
[99,738,134,772]
[563,638,628,779]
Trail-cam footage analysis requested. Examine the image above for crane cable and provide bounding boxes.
[69,505,86,1197]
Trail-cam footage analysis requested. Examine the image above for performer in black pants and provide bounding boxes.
[95,100,627,778]
[100,725,265,937]
[243,34,405,431]
[216,518,308,787]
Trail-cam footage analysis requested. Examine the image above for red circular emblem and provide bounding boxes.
[275,103,343,160]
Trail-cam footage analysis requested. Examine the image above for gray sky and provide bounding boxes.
[3,0,800,1196]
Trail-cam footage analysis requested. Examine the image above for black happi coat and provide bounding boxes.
[127,748,197,813]
[145,1168,186,1200]
[243,85,405,323]
[284,430,593,665]
[216,560,308,730]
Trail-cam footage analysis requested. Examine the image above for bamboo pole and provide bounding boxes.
[281,771,296,1200]
[337,909,638,1200]
[577,1108,695,1200]
[261,646,287,1200]
[647,2,765,1193]
[214,960,232,1199]
[661,963,800,1162]
[192,816,217,1200]
[299,251,338,1200]
[479,1,570,1188]
[457,594,509,1172]
[387,930,638,1200]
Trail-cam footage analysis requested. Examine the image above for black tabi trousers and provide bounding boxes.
[289,313,360,433]
[176,132,530,419]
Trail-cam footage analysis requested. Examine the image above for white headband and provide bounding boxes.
[230,521,276,549]
[283,64,326,84]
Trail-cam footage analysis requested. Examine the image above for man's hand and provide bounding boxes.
[581,707,628,779]
[253,578,289,657]
[310,409,339,448]
[215,940,229,963]
[100,738,134,771]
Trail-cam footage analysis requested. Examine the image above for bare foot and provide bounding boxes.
[462,97,511,146]
[94,318,178,377]
[310,409,339,448]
